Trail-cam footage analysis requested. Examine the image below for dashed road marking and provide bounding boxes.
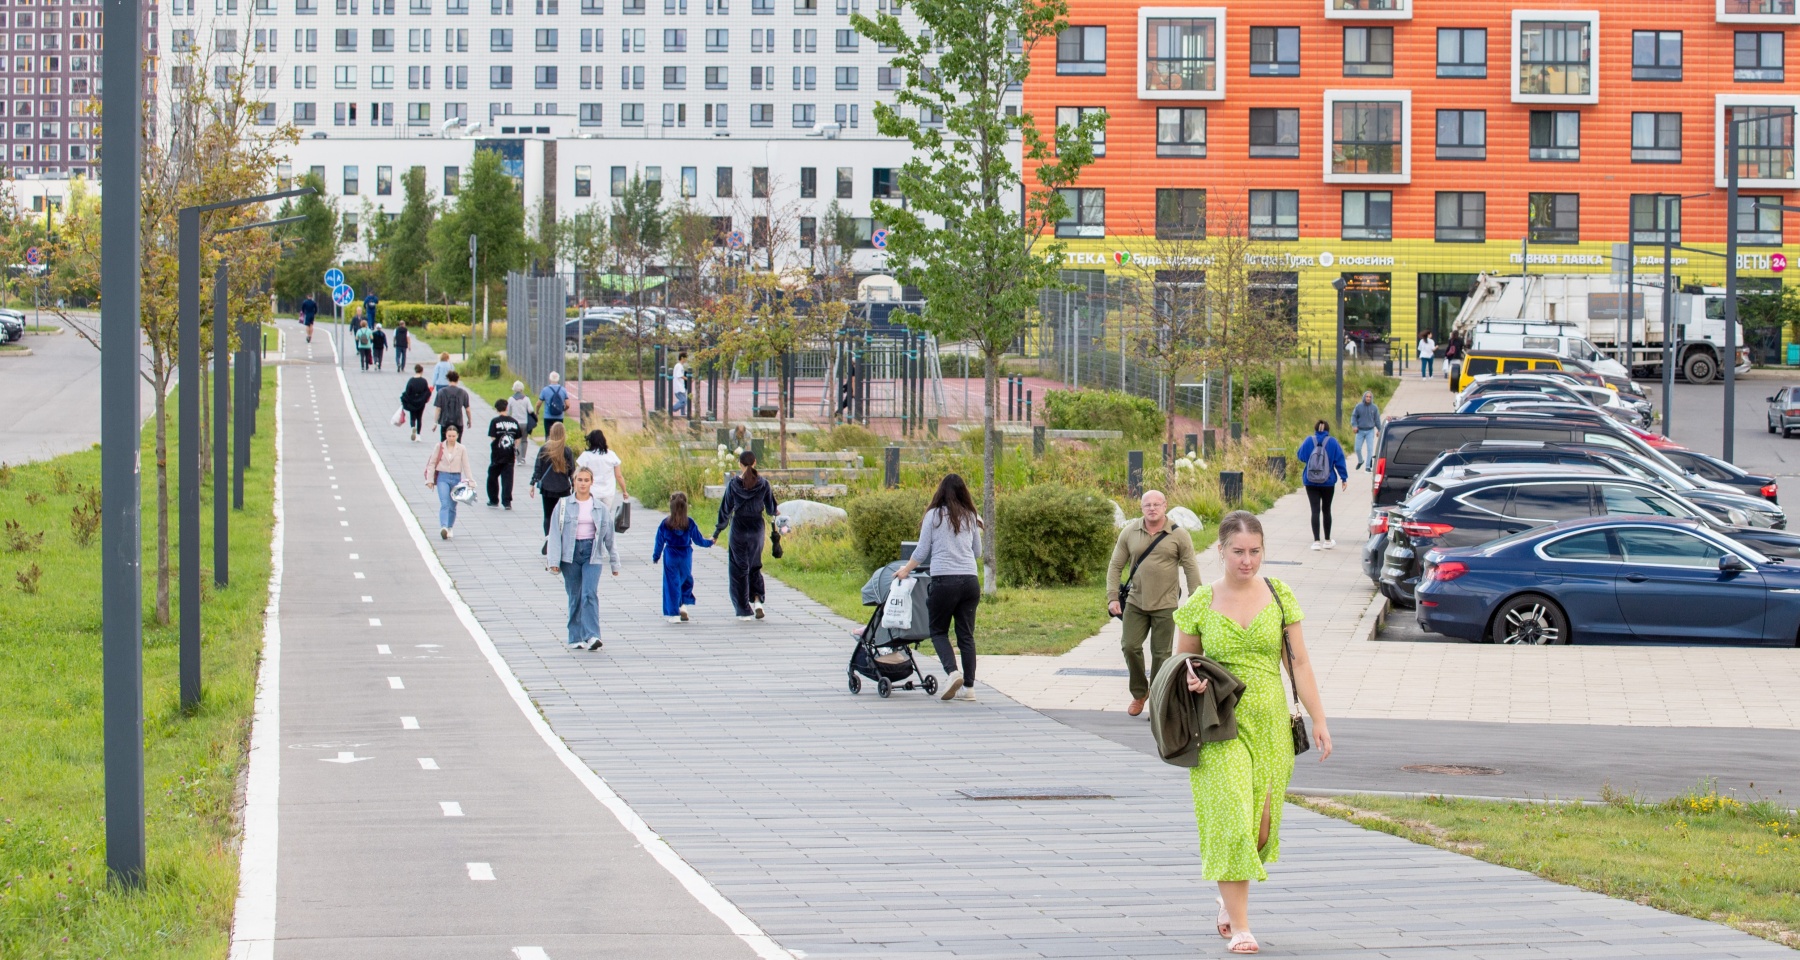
[418,757,439,770]
[400,716,419,729]
[439,801,463,817]
[377,644,391,654]
[361,595,373,602]
[466,862,495,881]
[354,572,365,579]
[388,676,404,689]
[369,618,382,626]
[513,949,550,960]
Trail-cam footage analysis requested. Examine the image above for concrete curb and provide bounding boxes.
[0,347,33,357]
[1352,592,1388,642]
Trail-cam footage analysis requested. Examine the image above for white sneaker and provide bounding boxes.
[939,670,964,700]
[679,606,691,622]
[955,687,977,702]
[752,601,765,619]
[1310,540,1322,551]
[445,528,454,540]
[736,614,755,621]
[666,615,683,623]
[1324,539,1337,549]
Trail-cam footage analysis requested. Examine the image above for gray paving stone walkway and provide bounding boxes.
[329,322,1792,959]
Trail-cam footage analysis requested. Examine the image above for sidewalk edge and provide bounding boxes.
[331,359,796,960]
[1352,593,1388,643]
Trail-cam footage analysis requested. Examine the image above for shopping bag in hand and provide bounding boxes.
[391,407,407,427]
[883,576,917,631]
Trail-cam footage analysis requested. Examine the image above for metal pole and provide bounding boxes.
[178,208,202,711]
[1333,279,1347,432]
[1625,238,1635,378]
[1725,120,1740,463]
[469,234,479,340]
[101,0,146,889]
[1662,209,1676,437]
[213,262,229,588]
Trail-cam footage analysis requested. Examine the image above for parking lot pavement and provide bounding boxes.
[1646,372,1800,480]
[0,318,154,465]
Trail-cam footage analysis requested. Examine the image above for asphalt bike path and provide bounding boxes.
[320,320,1792,960]
[244,328,760,959]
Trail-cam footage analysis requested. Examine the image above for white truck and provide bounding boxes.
[1450,273,1751,382]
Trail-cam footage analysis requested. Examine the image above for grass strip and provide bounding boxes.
[0,373,278,959]
[1292,784,1800,949]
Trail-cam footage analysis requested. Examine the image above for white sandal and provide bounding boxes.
[1215,897,1231,938]
[1228,931,1259,954]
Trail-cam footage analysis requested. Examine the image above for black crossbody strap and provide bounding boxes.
[1264,577,1302,705]
[1121,529,1172,595]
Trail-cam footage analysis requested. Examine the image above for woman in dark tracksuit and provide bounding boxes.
[712,450,779,620]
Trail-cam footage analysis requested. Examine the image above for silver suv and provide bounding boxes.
[1767,387,1800,438]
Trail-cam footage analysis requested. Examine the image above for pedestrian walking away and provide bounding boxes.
[1171,510,1332,955]
[354,317,374,371]
[537,372,569,437]
[486,398,523,508]
[711,450,779,621]
[891,474,984,702]
[508,380,536,460]
[577,428,629,525]
[652,491,714,622]
[531,422,577,549]
[299,295,317,343]
[1442,334,1462,384]
[424,424,471,540]
[431,370,473,442]
[1417,332,1436,379]
[399,364,432,442]
[671,351,690,417]
[1349,391,1381,471]
[431,352,455,390]
[1107,489,1202,717]
[1296,420,1349,550]
[363,291,380,329]
[392,321,410,372]
[546,466,620,651]
[370,321,388,370]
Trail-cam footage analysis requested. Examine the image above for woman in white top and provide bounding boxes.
[546,467,619,651]
[578,428,630,518]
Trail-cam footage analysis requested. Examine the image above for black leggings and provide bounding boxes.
[1306,484,1335,541]
[727,524,767,616]
[927,574,980,685]
[406,406,424,433]
[542,490,566,534]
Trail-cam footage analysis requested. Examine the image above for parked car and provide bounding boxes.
[1381,469,1800,606]
[1767,387,1800,438]
[1661,448,1777,504]
[1476,400,1665,441]
[565,311,622,347]
[0,309,23,343]
[1416,516,1800,646]
[1457,374,1590,408]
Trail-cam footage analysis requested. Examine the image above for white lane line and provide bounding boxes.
[339,521,349,526]
[332,361,797,960]
[376,644,391,654]
[369,618,382,626]
[348,553,358,559]
[512,949,550,960]
[343,537,353,542]
[388,676,404,689]
[400,716,419,729]
[466,862,495,881]
[353,572,365,579]
[226,366,286,960]
[361,595,373,602]
[439,801,463,817]
[418,757,439,770]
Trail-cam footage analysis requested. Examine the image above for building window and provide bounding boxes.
[1528,192,1579,243]
[1142,15,1218,94]
[1631,30,1681,81]
[490,28,512,51]
[371,28,393,51]
[1722,0,1798,13]
[1732,105,1796,180]
[1735,32,1784,81]
[1434,192,1484,241]
[1343,26,1392,77]
[1058,106,1107,157]
[444,166,460,195]
[1435,109,1485,160]
[1155,107,1206,158]
[1249,107,1299,158]
[579,102,602,125]
[621,102,645,125]
[1056,188,1104,238]
[334,65,358,88]
[537,28,558,51]
[1436,27,1485,78]
[490,66,513,89]
[663,65,685,89]
[1056,25,1105,75]
[1519,20,1592,96]
[750,103,774,126]
[1155,188,1205,239]
[1631,112,1681,163]
[834,28,857,51]
[376,165,394,196]
[793,103,816,127]
[716,166,733,197]
[1341,190,1391,240]
[1630,194,1682,244]
[681,167,698,199]
[836,166,853,198]
[1249,26,1299,76]
[1739,195,1784,245]
[664,27,686,51]
[1331,100,1400,174]
[406,102,430,124]
[705,67,728,89]
[1249,190,1299,240]
[343,165,360,195]
[574,164,592,196]
[1528,110,1579,161]
[799,167,816,198]
[335,28,357,50]
[751,166,769,198]
[835,66,858,90]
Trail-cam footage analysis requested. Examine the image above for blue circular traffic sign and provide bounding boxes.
[332,284,355,307]
[324,268,345,287]
[726,230,745,250]
[25,246,41,265]
[871,229,889,250]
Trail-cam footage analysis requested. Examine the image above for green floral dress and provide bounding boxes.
[1171,578,1302,882]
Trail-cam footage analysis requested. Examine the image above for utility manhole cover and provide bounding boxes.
[1402,764,1503,776]
[958,786,1112,801]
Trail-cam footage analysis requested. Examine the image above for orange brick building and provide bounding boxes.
[1026,0,1800,356]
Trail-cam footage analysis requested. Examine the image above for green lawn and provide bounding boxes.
[1294,786,1800,949]
[0,375,278,959]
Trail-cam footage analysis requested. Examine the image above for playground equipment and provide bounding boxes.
[820,300,947,436]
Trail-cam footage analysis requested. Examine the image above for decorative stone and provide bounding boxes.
[778,499,848,528]
[1168,506,1205,532]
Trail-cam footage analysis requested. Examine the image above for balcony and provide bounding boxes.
[1718,0,1800,23]
[1326,0,1410,20]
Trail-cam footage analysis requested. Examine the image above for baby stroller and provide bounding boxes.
[848,560,939,698]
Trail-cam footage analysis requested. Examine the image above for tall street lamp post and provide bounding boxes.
[1723,107,1796,462]
[1332,276,1348,432]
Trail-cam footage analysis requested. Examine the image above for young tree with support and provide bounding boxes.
[852,0,1101,593]
[609,170,667,425]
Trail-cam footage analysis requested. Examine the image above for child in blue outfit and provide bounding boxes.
[652,492,715,622]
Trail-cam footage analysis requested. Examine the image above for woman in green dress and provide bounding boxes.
[1172,510,1333,955]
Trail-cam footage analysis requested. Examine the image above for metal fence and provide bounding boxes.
[506,272,566,393]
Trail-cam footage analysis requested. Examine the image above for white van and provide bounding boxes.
[1465,320,1629,378]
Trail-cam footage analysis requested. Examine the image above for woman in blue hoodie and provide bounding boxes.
[1295,420,1349,550]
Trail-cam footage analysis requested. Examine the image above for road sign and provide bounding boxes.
[24,246,40,265]
[872,228,889,250]
[324,268,345,287]
[726,230,745,249]
[1775,253,1789,273]
[332,284,355,307]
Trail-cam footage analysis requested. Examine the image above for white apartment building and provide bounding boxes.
[158,0,1021,271]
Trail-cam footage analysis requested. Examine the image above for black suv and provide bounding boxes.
[1373,413,1652,507]
[1380,471,1800,606]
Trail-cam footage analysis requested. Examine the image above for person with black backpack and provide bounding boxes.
[1106,489,1203,718]
[1296,420,1350,550]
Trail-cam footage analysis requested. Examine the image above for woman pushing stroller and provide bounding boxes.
[712,450,780,621]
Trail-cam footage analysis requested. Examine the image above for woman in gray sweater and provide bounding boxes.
[893,474,983,702]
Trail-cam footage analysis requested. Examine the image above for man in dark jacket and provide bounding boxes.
[300,295,317,343]
[1349,391,1380,470]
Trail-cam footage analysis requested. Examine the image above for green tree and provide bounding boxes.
[558,204,611,308]
[273,171,340,306]
[383,165,436,300]
[429,148,526,331]
[610,170,666,423]
[853,0,1101,593]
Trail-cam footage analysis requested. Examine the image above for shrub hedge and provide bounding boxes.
[377,302,468,329]
[1041,389,1165,442]
[996,484,1115,587]
[847,488,929,572]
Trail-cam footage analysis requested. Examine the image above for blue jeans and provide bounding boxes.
[1354,428,1377,467]
[672,390,688,415]
[561,538,602,646]
[1420,356,1434,378]
[436,471,462,529]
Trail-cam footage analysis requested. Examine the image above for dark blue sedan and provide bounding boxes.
[1416,515,1800,646]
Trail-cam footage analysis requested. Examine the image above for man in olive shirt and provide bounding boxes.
[1107,490,1203,717]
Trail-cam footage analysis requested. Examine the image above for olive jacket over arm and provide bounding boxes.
[1148,652,1245,768]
